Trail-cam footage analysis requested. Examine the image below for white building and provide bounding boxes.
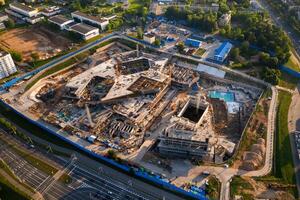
[71,11,109,30]
[40,6,61,17]
[0,51,17,79]
[69,23,99,40]
[107,0,128,5]
[0,13,8,23]
[48,15,74,30]
[218,13,231,27]
[25,15,44,24]
[6,3,43,24]
[8,3,38,18]
[143,33,156,44]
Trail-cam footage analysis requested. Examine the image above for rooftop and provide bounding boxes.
[0,51,9,57]
[214,42,233,58]
[10,3,36,12]
[72,11,106,23]
[70,23,99,34]
[144,33,156,38]
[49,15,73,25]
[0,13,8,18]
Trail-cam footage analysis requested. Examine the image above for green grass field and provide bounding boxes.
[230,176,254,199]
[206,176,221,200]
[194,48,206,57]
[273,91,297,196]
[278,71,299,90]
[285,54,300,72]
[275,91,295,182]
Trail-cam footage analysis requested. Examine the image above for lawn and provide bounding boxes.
[194,48,206,57]
[278,71,299,90]
[284,53,300,72]
[206,176,221,200]
[274,91,295,185]
[230,176,254,200]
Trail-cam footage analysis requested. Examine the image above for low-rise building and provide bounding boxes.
[25,15,44,24]
[5,3,43,24]
[218,12,231,27]
[103,14,117,21]
[213,42,233,63]
[8,3,38,18]
[0,22,5,30]
[107,0,128,5]
[0,51,17,79]
[69,23,99,40]
[0,13,8,22]
[71,11,109,30]
[40,6,61,17]
[48,15,74,30]
[157,136,210,160]
[143,33,156,44]
[185,38,201,48]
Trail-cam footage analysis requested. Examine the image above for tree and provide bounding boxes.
[10,51,22,62]
[0,0,5,6]
[230,47,240,61]
[107,150,117,160]
[176,42,185,53]
[259,52,270,65]
[31,52,39,63]
[71,0,82,11]
[261,67,281,85]
[154,38,161,46]
[137,27,143,39]
[4,18,15,29]
[240,41,250,53]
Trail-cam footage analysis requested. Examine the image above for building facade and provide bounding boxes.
[0,51,17,79]
[71,11,109,30]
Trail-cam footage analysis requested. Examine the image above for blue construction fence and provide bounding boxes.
[0,99,207,200]
[279,65,300,78]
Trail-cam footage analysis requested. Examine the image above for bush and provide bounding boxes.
[10,51,22,62]
[261,67,281,85]
[107,149,117,160]
[4,19,15,29]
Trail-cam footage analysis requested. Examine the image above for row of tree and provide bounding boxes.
[165,7,218,33]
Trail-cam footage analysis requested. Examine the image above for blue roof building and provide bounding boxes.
[214,42,233,63]
[185,38,201,48]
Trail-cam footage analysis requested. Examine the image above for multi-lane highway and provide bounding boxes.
[0,130,188,200]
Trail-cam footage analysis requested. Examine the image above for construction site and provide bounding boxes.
[2,40,263,180]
